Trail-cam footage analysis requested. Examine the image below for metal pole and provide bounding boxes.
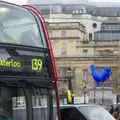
[84,89,85,104]
[68,77,73,93]
[67,66,74,104]
[68,77,73,104]
[50,4,52,22]
[84,72,87,104]
[93,83,96,103]
[102,86,104,104]
[84,85,86,104]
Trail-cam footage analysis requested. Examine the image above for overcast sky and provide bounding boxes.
[91,0,120,2]
[2,0,28,4]
[2,0,120,5]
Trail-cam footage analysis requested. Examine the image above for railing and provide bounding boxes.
[55,55,120,60]
[44,13,120,22]
[76,40,119,47]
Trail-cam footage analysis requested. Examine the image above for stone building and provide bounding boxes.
[47,21,94,97]
[27,1,120,100]
[47,21,120,99]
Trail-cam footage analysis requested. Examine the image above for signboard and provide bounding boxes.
[0,58,42,70]
[0,48,51,78]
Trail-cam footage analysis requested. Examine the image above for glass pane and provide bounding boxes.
[79,106,115,120]
[0,48,51,78]
[0,2,47,48]
[33,95,48,120]
[13,88,27,120]
[0,87,13,119]
[32,88,50,120]
[0,87,27,120]
[32,88,57,120]
[61,108,86,120]
[53,90,58,120]
[0,86,56,120]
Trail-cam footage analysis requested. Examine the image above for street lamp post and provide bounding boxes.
[83,84,87,104]
[93,82,96,103]
[102,86,104,104]
[83,71,87,104]
[66,66,74,104]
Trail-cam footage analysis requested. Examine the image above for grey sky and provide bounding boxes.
[2,0,28,4]
[2,0,120,4]
[91,0,120,2]
[27,0,120,5]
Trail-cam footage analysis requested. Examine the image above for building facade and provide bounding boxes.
[48,22,92,97]
[28,1,120,98]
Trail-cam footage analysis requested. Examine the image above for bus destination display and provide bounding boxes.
[0,58,43,71]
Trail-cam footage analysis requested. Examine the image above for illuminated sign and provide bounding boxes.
[32,58,42,71]
[0,59,21,67]
[0,48,49,77]
[0,59,43,71]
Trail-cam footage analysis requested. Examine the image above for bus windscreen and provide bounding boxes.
[0,3,47,48]
[0,2,59,120]
[0,3,54,78]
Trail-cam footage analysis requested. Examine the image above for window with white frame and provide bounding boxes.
[83,69,88,82]
[61,42,67,56]
[61,30,67,37]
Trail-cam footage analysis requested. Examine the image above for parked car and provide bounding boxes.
[60,104,115,120]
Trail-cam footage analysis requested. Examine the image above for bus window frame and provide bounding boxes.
[22,4,58,84]
[0,1,47,48]
[28,10,55,78]
[27,8,59,113]
[22,5,60,120]
[0,1,60,120]
[28,10,47,48]
[19,6,59,120]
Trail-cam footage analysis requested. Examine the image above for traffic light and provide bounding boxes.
[67,90,75,104]
[116,94,120,104]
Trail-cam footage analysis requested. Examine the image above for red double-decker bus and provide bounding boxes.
[0,1,60,120]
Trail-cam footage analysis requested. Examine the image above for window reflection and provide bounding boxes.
[0,2,46,48]
[79,106,115,120]
[0,87,27,120]
[94,32,120,40]
[33,94,48,120]
[33,4,120,17]
[94,23,120,40]
[32,88,51,120]
[13,88,27,120]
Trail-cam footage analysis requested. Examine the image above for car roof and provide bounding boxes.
[60,104,100,109]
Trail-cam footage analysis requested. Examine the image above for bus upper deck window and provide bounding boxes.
[20,29,41,46]
[0,3,47,48]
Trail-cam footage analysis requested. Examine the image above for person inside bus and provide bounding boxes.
[20,29,42,47]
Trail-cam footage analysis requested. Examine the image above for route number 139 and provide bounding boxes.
[32,59,43,71]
